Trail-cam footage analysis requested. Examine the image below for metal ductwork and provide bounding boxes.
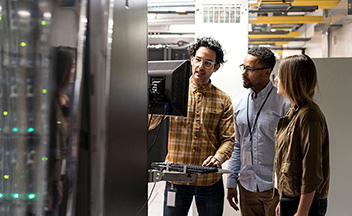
[314,0,352,32]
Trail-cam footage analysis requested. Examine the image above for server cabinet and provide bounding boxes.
[0,1,53,215]
[0,0,148,215]
[0,0,86,215]
[102,0,148,215]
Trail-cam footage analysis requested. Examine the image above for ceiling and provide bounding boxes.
[148,0,347,51]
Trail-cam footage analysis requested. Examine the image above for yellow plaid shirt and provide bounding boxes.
[150,78,235,186]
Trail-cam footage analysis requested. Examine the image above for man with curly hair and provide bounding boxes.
[149,37,235,216]
[226,47,291,216]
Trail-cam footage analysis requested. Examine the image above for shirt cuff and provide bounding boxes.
[226,178,238,189]
[300,182,320,194]
[214,155,223,164]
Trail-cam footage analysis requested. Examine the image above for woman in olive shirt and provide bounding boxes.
[273,54,329,216]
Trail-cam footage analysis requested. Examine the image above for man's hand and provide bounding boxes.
[202,156,221,168]
[227,188,239,211]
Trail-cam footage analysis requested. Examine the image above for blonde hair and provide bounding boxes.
[279,54,317,107]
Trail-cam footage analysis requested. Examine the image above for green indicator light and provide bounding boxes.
[3,111,8,116]
[0,193,3,198]
[28,128,34,132]
[20,42,27,47]
[41,157,48,161]
[42,89,47,94]
[0,17,2,21]
[4,175,9,179]
[28,193,35,199]
[12,193,19,199]
[31,150,35,154]
[41,20,46,25]
[13,128,19,132]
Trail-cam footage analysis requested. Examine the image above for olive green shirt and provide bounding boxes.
[274,102,329,199]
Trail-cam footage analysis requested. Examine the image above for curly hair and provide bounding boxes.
[248,47,276,70]
[187,37,225,65]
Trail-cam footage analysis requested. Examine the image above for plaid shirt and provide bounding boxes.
[150,78,235,186]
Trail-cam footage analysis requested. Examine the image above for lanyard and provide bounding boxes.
[246,86,273,142]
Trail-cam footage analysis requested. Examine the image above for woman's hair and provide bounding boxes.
[54,46,75,92]
[279,54,317,107]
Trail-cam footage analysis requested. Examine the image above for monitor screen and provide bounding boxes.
[148,60,191,116]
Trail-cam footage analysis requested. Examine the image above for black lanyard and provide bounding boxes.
[246,86,274,142]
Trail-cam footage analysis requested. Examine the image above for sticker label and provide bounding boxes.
[246,151,252,165]
[167,191,176,207]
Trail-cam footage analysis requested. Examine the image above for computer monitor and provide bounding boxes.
[148,60,191,116]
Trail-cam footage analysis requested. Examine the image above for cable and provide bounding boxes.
[148,182,157,201]
[147,103,169,153]
[148,111,167,153]
[147,104,155,130]
[135,182,157,216]
[139,104,168,215]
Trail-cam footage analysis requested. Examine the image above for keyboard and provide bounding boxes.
[151,162,218,174]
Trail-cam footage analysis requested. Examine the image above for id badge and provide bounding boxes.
[167,184,177,207]
[246,151,252,165]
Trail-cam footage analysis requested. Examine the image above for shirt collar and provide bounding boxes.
[190,75,212,94]
[249,81,273,99]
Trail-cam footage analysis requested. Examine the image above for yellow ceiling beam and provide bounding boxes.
[249,31,300,39]
[276,51,283,58]
[291,0,337,2]
[292,0,339,9]
[250,0,339,9]
[249,0,259,7]
[293,4,338,9]
[249,41,289,45]
[274,42,289,45]
[260,1,290,4]
[293,0,338,3]
[250,41,289,45]
[249,42,269,44]
[271,24,296,28]
[251,16,323,24]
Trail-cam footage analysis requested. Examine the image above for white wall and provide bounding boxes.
[195,0,249,102]
[313,58,352,216]
[283,20,352,58]
[329,22,352,57]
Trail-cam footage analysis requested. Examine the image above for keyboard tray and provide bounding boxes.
[151,162,218,174]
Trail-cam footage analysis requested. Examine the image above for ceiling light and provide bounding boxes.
[17,10,31,18]
[148,13,157,20]
[148,34,194,39]
[175,7,187,13]
[169,24,195,32]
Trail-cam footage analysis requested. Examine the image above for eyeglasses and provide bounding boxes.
[192,56,216,69]
[239,64,270,75]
